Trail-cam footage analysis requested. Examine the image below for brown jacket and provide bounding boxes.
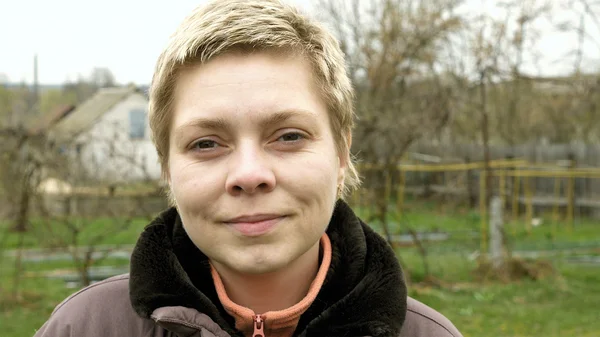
[34,202,463,337]
[35,274,461,337]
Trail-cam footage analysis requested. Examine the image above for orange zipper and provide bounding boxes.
[253,314,265,337]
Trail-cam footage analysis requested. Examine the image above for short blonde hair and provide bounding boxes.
[149,0,359,201]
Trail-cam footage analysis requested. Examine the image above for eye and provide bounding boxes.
[277,132,305,142]
[191,139,220,150]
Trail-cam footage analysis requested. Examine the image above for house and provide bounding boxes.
[27,104,76,136]
[49,86,161,184]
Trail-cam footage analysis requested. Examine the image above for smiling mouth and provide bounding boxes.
[224,214,285,237]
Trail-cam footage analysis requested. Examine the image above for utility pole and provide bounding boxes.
[32,54,39,116]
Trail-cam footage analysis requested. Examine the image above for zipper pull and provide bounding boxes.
[253,314,265,337]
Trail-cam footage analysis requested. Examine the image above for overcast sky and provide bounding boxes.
[1,0,599,85]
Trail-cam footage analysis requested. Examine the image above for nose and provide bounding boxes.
[225,143,276,195]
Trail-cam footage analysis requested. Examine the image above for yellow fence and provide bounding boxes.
[354,159,600,253]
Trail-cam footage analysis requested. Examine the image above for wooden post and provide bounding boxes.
[525,176,533,235]
[567,153,576,231]
[385,167,392,204]
[512,171,520,235]
[466,156,476,208]
[499,170,506,210]
[567,175,575,232]
[396,170,406,221]
[552,177,561,223]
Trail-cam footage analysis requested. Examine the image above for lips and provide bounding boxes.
[223,214,285,237]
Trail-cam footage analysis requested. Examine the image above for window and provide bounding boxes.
[129,108,146,139]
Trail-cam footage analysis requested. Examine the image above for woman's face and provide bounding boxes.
[167,50,345,274]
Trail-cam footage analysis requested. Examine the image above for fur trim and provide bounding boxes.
[130,200,407,337]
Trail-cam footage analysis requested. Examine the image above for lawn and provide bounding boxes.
[1,258,130,337]
[0,217,150,250]
[407,258,600,337]
[361,198,600,252]
[1,199,599,337]
[2,250,598,337]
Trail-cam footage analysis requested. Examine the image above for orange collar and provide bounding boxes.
[211,234,332,337]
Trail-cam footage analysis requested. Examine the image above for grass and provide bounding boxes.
[0,217,149,250]
[1,277,73,337]
[1,258,130,337]
[1,198,599,337]
[2,250,598,337]
[406,259,600,337]
[358,198,600,252]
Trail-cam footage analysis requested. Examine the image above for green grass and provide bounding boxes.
[356,198,600,253]
[1,199,599,337]
[21,257,130,274]
[1,217,149,250]
[1,258,130,337]
[356,199,600,336]
[2,251,598,337]
[406,260,600,337]
[1,277,73,337]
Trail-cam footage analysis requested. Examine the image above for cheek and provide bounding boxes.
[168,158,190,197]
[283,156,339,201]
[168,158,223,207]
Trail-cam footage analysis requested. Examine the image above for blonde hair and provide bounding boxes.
[149,0,359,202]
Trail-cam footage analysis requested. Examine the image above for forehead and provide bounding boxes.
[170,50,328,128]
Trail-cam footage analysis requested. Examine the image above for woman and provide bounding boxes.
[35,1,463,336]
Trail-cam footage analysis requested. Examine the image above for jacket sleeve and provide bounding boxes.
[31,275,156,337]
[400,297,463,337]
[32,293,83,337]
[33,316,71,337]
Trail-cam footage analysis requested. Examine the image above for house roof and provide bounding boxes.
[51,86,137,142]
[27,104,76,136]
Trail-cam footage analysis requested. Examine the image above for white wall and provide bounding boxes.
[73,93,161,183]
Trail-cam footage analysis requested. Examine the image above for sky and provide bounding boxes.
[1,0,599,85]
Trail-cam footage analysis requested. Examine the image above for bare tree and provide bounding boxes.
[442,0,552,208]
[1,111,162,288]
[559,0,600,143]
[89,67,117,88]
[316,0,463,244]
[0,126,48,299]
[29,122,162,286]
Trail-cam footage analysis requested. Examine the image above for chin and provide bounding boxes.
[225,252,291,275]
[223,244,297,274]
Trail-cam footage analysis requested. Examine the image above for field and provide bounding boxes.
[1,199,599,337]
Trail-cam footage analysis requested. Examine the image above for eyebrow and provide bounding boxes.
[174,109,318,141]
[259,109,317,129]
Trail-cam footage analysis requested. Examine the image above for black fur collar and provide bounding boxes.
[129,200,407,337]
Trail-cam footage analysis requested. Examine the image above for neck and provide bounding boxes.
[211,240,321,314]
